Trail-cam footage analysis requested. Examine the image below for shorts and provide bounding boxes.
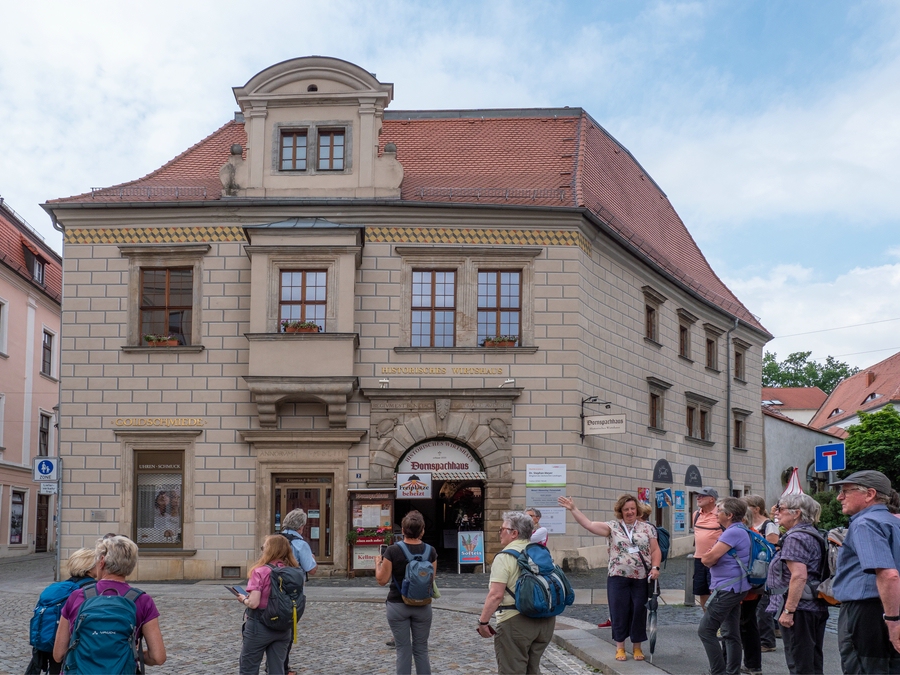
[693,556,712,596]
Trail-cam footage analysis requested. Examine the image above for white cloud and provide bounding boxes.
[726,263,900,369]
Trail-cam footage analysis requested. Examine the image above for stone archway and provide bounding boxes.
[363,387,520,558]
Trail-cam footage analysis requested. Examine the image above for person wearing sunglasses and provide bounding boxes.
[831,470,900,674]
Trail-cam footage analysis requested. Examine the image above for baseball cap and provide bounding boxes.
[831,470,892,495]
[697,487,719,499]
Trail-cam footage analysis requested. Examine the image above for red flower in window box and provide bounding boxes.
[281,320,320,333]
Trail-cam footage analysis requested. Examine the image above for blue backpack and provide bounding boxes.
[64,584,145,675]
[395,541,435,606]
[499,543,575,619]
[29,577,94,653]
[656,526,671,567]
[727,524,776,590]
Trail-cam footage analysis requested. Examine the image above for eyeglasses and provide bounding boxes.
[838,486,870,496]
[498,527,515,534]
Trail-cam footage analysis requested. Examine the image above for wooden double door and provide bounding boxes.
[273,475,333,564]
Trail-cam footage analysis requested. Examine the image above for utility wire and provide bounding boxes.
[772,317,900,339]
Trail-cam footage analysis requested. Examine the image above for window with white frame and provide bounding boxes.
[0,298,7,354]
[10,490,25,544]
[41,330,53,376]
[396,246,540,348]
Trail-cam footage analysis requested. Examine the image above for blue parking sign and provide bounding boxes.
[815,443,845,473]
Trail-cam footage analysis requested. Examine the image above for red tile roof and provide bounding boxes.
[761,387,828,410]
[809,350,900,430]
[0,198,62,303]
[762,403,844,438]
[47,110,766,334]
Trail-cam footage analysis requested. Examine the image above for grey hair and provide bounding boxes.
[717,497,747,524]
[282,508,308,532]
[503,511,534,540]
[525,507,542,518]
[778,493,821,525]
[95,535,139,577]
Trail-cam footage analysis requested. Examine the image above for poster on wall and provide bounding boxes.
[457,531,485,565]
[526,464,567,534]
[396,473,432,499]
[674,511,686,533]
[674,490,685,511]
[655,488,673,509]
[638,487,650,504]
[353,546,380,570]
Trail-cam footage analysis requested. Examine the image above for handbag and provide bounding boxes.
[432,580,441,599]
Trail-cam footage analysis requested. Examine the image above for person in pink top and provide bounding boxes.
[236,534,299,675]
[693,487,724,611]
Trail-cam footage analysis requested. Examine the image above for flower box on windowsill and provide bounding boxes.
[284,326,320,333]
[143,335,178,347]
[281,321,321,334]
[483,337,518,348]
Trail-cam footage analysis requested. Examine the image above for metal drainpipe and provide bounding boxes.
[725,317,739,497]
[51,213,64,581]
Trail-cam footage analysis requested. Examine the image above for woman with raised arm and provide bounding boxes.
[559,494,660,662]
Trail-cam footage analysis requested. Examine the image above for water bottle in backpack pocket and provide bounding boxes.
[64,584,146,675]
[394,541,435,606]
[727,525,776,591]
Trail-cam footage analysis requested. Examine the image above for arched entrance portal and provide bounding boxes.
[394,440,486,563]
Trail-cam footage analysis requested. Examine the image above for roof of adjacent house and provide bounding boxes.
[0,197,62,303]
[809,350,900,430]
[46,109,767,334]
[761,387,828,410]
[761,403,844,438]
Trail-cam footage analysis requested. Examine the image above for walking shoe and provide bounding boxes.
[386,638,396,648]
[774,629,782,639]
[761,645,777,652]
[597,619,612,628]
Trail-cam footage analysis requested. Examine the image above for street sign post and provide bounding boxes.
[815,442,846,473]
[33,457,59,481]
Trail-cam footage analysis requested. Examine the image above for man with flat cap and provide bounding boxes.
[832,469,900,673]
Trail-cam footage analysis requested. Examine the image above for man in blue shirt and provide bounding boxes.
[280,508,318,675]
[698,497,752,675]
[832,470,900,674]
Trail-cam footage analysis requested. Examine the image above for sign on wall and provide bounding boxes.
[583,413,627,435]
[526,464,566,534]
[656,488,673,509]
[396,473,432,499]
[33,457,58,481]
[652,459,673,484]
[398,440,481,473]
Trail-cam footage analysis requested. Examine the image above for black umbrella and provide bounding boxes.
[646,577,660,661]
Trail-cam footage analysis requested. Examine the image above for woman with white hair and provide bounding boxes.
[279,508,317,675]
[765,493,828,675]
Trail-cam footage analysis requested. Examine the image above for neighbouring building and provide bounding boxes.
[761,386,827,425]
[810,351,900,438]
[0,197,62,558]
[45,57,771,579]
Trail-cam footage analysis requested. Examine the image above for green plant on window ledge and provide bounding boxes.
[346,526,391,545]
[143,334,176,345]
[281,320,321,332]
[482,335,518,347]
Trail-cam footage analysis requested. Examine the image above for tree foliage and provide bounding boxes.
[841,406,900,487]
[811,490,848,531]
[762,351,859,394]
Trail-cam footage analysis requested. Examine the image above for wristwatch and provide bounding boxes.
[478,620,490,625]
[883,614,900,621]
[651,566,660,570]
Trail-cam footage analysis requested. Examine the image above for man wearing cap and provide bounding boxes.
[832,469,900,673]
[693,487,724,610]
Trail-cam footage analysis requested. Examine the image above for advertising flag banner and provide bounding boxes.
[656,488,673,509]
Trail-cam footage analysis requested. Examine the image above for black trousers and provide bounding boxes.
[607,575,649,644]
[781,608,827,675]
[757,592,776,648]
[839,598,900,674]
[739,596,762,671]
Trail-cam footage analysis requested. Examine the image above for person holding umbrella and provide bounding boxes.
[559,494,660,662]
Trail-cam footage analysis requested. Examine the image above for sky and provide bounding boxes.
[1,0,899,370]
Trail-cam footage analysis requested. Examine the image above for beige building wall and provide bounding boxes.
[55,203,765,579]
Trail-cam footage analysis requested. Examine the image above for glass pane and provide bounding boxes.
[169,269,193,306]
[333,157,343,170]
[135,474,183,546]
[141,310,166,337]
[141,270,167,307]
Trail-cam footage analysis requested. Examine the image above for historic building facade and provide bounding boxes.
[46,57,770,579]
[0,197,62,558]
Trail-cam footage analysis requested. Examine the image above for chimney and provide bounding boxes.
[867,371,876,386]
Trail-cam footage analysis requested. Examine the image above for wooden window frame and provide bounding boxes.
[139,267,194,346]
[38,412,51,457]
[477,270,522,344]
[280,130,308,171]
[411,269,457,348]
[685,392,717,445]
[41,330,53,376]
[317,128,345,171]
[279,269,327,331]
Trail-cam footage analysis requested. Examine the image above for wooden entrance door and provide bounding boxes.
[36,495,50,552]
[273,476,333,564]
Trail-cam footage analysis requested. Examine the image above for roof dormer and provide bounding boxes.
[222,57,402,199]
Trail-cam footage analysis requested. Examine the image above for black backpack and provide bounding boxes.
[253,565,306,638]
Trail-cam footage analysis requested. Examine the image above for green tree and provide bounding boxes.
[811,491,848,531]
[762,351,859,394]
[842,406,900,487]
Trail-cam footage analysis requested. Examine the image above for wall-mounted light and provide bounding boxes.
[379,379,390,389]
[499,378,516,388]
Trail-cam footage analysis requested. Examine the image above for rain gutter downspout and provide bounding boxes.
[50,211,64,580]
[725,317,739,497]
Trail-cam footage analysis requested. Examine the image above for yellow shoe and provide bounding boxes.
[633,646,645,661]
[615,648,627,661]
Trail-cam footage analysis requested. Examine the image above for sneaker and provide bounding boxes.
[761,645,777,653]
[386,638,396,648]
[774,629,782,639]
[597,619,612,628]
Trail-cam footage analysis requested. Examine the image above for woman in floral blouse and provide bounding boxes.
[559,494,661,662]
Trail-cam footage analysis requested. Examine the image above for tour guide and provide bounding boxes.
[831,470,900,674]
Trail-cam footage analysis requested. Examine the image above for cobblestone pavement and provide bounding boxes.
[0,554,599,675]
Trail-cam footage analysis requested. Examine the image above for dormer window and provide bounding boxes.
[22,243,45,284]
[318,129,345,170]
[829,408,844,418]
[280,130,308,171]
[863,392,881,403]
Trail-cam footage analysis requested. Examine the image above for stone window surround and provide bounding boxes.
[395,245,541,349]
[642,286,666,347]
[41,326,57,379]
[119,244,209,352]
[685,391,718,446]
[732,407,752,451]
[647,376,672,433]
[733,337,751,383]
[114,428,201,555]
[271,119,354,176]
[677,308,698,362]
[704,322,724,373]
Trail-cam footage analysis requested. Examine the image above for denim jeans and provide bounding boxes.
[698,589,747,675]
